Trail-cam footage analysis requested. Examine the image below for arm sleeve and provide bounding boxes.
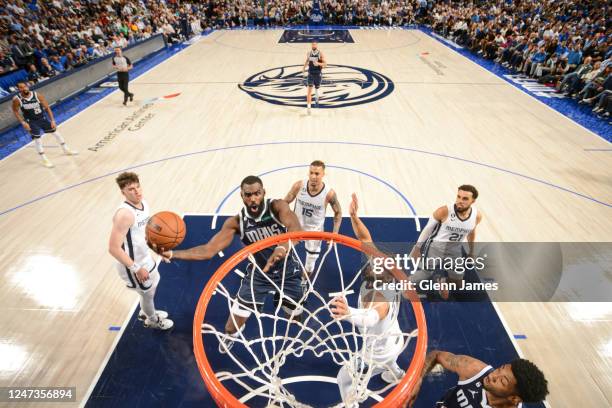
[415,217,440,248]
[345,306,380,328]
[125,57,132,65]
[111,57,116,66]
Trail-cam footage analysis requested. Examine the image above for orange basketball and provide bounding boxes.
[146,211,186,250]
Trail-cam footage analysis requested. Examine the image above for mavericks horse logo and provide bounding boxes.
[238,64,394,108]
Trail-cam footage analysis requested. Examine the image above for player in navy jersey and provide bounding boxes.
[406,350,548,408]
[12,81,77,168]
[151,175,303,352]
[302,41,326,115]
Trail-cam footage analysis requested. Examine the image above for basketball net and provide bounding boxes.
[193,232,427,407]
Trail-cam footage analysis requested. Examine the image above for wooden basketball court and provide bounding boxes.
[0,29,610,407]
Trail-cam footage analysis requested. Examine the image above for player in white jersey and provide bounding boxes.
[284,160,342,275]
[331,194,405,407]
[108,172,173,330]
[410,185,483,298]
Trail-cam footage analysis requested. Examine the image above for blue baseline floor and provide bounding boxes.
[86,215,544,408]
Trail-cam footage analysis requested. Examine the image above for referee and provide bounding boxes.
[112,47,134,105]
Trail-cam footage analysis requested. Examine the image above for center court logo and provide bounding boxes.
[238,64,394,108]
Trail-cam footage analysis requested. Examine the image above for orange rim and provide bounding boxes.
[193,231,428,407]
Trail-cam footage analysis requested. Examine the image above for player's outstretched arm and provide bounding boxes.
[262,200,302,273]
[303,53,309,73]
[330,292,389,326]
[283,180,301,204]
[423,350,488,381]
[349,193,372,243]
[410,206,447,258]
[170,216,239,261]
[328,189,342,234]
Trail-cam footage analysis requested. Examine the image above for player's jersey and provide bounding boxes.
[422,204,478,259]
[308,49,322,73]
[357,282,403,363]
[294,179,329,231]
[239,199,298,272]
[116,200,155,275]
[14,92,45,121]
[436,366,498,408]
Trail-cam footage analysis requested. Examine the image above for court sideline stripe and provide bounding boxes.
[418,27,611,145]
[79,299,140,408]
[0,33,211,163]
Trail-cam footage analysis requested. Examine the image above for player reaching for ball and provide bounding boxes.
[108,172,173,330]
[331,193,405,406]
[150,175,303,353]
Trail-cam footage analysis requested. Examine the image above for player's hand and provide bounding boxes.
[22,122,30,132]
[262,246,286,273]
[349,193,359,217]
[50,120,56,129]
[135,267,149,283]
[146,239,173,262]
[330,296,349,319]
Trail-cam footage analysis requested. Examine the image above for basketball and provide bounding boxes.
[146,211,186,250]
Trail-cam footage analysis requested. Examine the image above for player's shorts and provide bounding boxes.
[27,118,55,138]
[237,260,304,313]
[307,71,322,88]
[116,258,158,292]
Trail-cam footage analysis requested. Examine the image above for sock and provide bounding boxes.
[52,131,68,151]
[140,290,157,320]
[140,270,160,320]
[34,138,44,155]
[305,253,319,273]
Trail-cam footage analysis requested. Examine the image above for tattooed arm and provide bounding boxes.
[327,189,342,233]
[424,350,488,381]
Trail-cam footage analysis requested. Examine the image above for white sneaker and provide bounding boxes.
[307,106,311,115]
[218,334,236,354]
[381,367,404,384]
[138,310,168,321]
[41,155,54,168]
[63,147,78,156]
[144,314,173,330]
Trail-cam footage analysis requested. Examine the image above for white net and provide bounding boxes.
[200,237,420,407]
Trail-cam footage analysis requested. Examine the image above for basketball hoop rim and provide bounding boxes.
[193,231,428,407]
